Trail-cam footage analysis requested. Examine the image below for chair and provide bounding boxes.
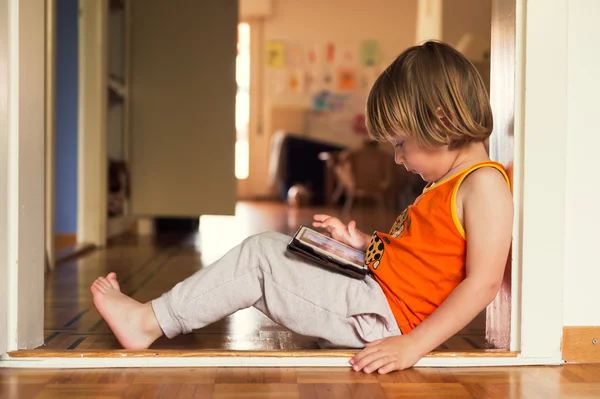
[322,143,418,213]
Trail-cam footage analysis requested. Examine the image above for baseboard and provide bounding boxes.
[55,233,77,250]
[107,215,137,239]
[55,243,96,265]
[562,326,600,363]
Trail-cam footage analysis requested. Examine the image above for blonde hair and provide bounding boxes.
[366,40,492,149]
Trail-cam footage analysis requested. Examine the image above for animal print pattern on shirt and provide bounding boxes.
[389,208,411,238]
[365,232,385,270]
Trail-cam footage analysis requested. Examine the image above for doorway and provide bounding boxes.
[43,0,506,355]
[2,0,568,368]
[52,0,501,352]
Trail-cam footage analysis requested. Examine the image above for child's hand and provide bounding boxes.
[312,214,369,251]
[349,335,422,374]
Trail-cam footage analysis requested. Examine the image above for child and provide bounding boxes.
[90,40,513,374]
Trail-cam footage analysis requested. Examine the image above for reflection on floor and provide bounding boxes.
[42,201,488,351]
[4,364,600,398]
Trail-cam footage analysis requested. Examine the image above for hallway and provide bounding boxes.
[42,201,487,352]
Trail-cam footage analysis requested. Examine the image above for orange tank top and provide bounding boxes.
[365,161,510,334]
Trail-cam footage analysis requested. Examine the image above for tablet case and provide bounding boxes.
[287,235,369,280]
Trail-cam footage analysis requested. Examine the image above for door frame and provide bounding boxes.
[1,0,567,365]
[512,0,567,360]
[0,0,46,353]
[45,0,56,271]
[77,0,108,247]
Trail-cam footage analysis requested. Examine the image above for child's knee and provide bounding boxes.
[245,231,286,247]
[243,231,277,250]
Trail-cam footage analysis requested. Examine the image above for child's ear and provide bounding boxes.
[435,107,452,128]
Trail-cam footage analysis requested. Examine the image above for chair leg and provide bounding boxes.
[331,183,344,205]
[343,193,354,213]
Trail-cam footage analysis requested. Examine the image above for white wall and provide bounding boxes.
[248,0,419,197]
[263,0,418,130]
[563,0,600,327]
[246,0,495,198]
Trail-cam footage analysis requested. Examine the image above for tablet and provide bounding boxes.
[294,225,366,270]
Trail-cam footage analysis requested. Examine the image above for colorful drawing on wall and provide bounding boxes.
[326,42,336,63]
[266,41,286,68]
[328,93,352,112]
[286,43,304,68]
[360,40,382,66]
[323,69,334,89]
[337,68,357,91]
[304,71,314,92]
[311,90,330,111]
[289,70,302,93]
[311,90,352,113]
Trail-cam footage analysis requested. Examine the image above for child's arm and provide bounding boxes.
[350,168,513,373]
[408,168,513,353]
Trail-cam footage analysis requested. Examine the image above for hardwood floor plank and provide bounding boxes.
[295,368,382,384]
[0,383,46,399]
[132,368,216,384]
[381,382,474,398]
[34,384,131,399]
[461,383,512,399]
[298,383,387,399]
[376,368,458,383]
[215,367,297,384]
[559,364,600,382]
[213,383,299,399]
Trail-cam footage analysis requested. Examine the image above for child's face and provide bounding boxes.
[389,135,456,183]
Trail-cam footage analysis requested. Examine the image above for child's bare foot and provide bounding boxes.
[90,272,163,350]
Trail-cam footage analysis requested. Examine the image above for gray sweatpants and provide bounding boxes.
[151,231,400,348]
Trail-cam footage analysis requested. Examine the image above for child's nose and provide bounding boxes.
[395,154,405,165]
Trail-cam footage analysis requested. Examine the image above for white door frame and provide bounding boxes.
[45,0,56,271]
[0,0,11,356]
[0,0,46,353]
[514,0,567,360]
[1,0,567,365]
[77,0,108,247]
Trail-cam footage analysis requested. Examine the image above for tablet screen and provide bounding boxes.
[296,226,366,269]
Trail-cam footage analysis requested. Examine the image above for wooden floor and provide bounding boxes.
[2,364,599,398]
[5,201,597,397]
[41,201,488,352]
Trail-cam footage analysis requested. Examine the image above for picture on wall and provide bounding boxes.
[266,41,286,68]
[337,67,357,91]
[360,40,382,66]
